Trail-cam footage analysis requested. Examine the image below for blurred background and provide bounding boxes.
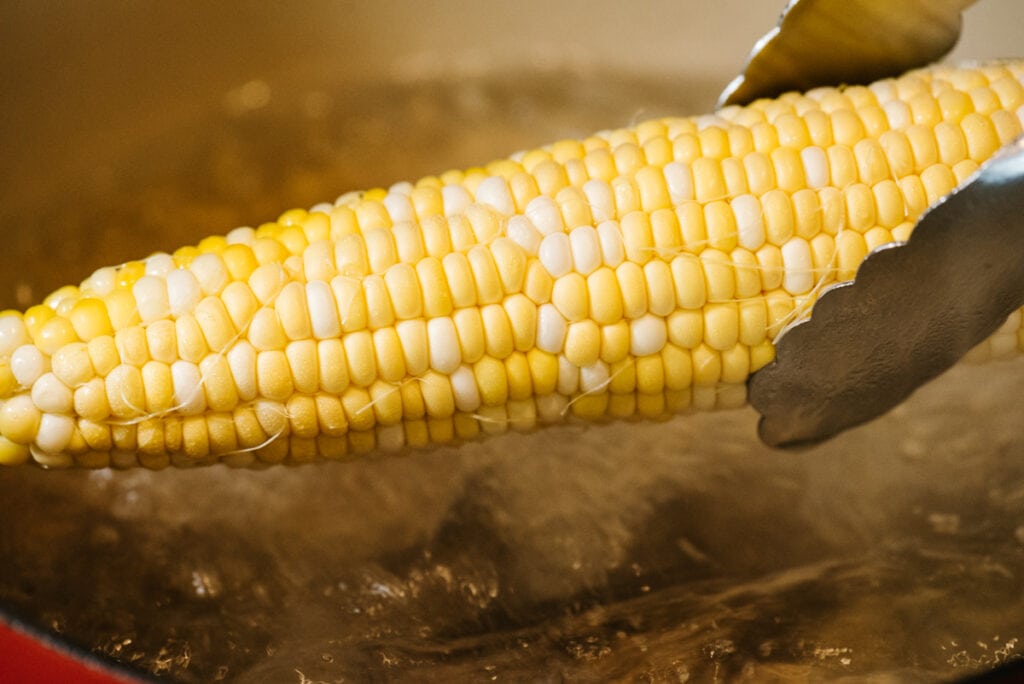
[0,1,1023,681]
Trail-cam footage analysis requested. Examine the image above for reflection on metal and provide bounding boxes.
[718,0,977,108]
[750,137,1024,447]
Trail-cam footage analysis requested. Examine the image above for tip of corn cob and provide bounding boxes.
[1,61,1024,468]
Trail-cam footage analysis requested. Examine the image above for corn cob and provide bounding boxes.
[1,62,1023,469]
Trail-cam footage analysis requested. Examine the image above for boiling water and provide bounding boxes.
[0,71,1022,683]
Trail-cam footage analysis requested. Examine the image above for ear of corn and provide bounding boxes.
[1,62,1023,468]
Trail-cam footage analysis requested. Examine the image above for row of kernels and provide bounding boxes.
[36,380,752,467]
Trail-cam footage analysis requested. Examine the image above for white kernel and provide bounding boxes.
[0,314,30,356]
[309,202,334,214]
[663,161,695,203]
[579,360,611,393]
[84,266,116,296]
[781,237,815,295]
[388,181,414,196]
[227,341,258,402]
[382,191,416,224]
[730,194,766,250]
[34,413,74,454]
[696,114,728,130]
[538,232,573,278]
[11,345,48,386]
[334,191,361,207]
[869,78,898,104]
[133,275,170,323]
[305,280,341,339]
[190,253,230,295]
[226,226,256,245]
[883,100,912,129]
[582,179,616,222]
[1016,105,1024,129]
[596,220,626,267]
[427,317,460,374]
[569,226,602,275]
[166,268,203,317]
[30,372,73,414]
[556,355,580,395]
[171,360,207,415]
[442,184,473,216]
[450,364,481,412]
[143,253,176,277]
[30,444,73,468]
[536,304,568,353]
[506,215,542,256]
[475,176,516,216]
[800,146,830,189]
[524,196,565,235]
[630,314,668,357]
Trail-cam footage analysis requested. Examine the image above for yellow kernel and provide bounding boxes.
[908,93,941,127]
[759,190,793,245]
[607,358,636,394]
[774,113,811,148]
[743,152,776,195]
[600,321,630,364]
[505,352,533,400]
[141,361,174,413]
[175,314,207,363]
[635,355,665,394]
[853,138,891,185]
[934,121,968,166]
[691,344,722,386]
[284,339,319,393]
[256,350,294,402]
[113,325,148,367]
[830,109,866,145]
[526,348,558,395]
[451,307,485,364]
[338,322,380,385]
[466,245,503,306]
[87,335,120,377]
[331,276,368,333]
[473,356,508,406]
[750,121,779,153]
[194,296,237,352]
[720,343,751,384]
[872,180,905,228]
[317,339,350,395]
[362,275,395,330]
[937,89,974,122]
[0,395,41,445]
[552,273,588,322]
[898,175,929,217]
[826,144,858,189]
[523,258,554,305]
[616,262,648,318]
[105,364,145,419]
[636,166,671,212]
[878,130,915,178]
[372,327,405,383]
[692,157,727,203]
[419,371,455,418]
[700,249,735,302]
[675,201,706,253]
[835,230,868,281]
[644,260,675,317]
[672,132,702,163]
[843,183,877,233]
[565,320,601,367]
[960,112,1001,162]
[703,303,739,350]
[504,294,537,352]
[905,124,939,172]
[702,200,736,252]
[708,159,743,200]
[660,343,692,391]
[920,163,957,206]
[481,304,514,360]
[334,233,369,278]
[200,354,240,411]
[586,268,622,325]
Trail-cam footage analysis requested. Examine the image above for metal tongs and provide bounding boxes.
[724,0,1024,447]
